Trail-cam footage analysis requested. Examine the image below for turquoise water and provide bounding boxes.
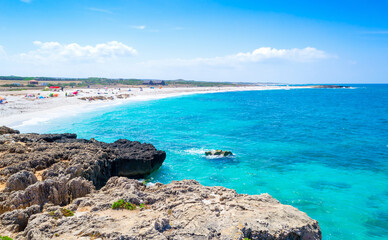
[19,85,388,240]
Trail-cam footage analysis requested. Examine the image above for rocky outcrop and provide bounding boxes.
[19,177,321,240]
[205,150,233,157]
[0,129,165,216]
[0,128,321,239]
[0,132,166,188]
[0,126,20,135]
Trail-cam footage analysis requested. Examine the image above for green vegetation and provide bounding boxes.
[168,79,235,87]
[1,84,23,87]
[0,75,240,88]
[111,199,147,210]
[60,208,74,217]
[0,236,13,240]
[111,199,137,210]
[6,88,28,91]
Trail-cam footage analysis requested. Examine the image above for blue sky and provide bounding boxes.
[0,0,387,83]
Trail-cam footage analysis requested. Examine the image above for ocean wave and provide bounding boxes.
[183,148,208,155]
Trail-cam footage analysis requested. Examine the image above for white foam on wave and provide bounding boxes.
[204,154,236,159]
[183,148,208,155]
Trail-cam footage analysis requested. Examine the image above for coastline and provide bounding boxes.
[0,129,322,239]
[0,85,312,129]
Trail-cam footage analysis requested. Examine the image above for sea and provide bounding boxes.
[16,84,388,240]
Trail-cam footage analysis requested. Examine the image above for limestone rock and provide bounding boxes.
[5,171,38,192]
[20,177,321,240]
[0,205,41,232]
[0,177,94,213]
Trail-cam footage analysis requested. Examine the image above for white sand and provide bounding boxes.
[0,85,311,128]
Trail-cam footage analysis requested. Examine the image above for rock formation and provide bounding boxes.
[205,150,233,157]
[0,127,322,240]
[0,126,19,135]
[311,85,350,89]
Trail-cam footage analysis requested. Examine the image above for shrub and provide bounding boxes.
[111,199,137,210]
[0,236,13,240]
[60,208,74,217]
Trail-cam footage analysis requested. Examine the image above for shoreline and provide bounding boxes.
[0,85,313,129]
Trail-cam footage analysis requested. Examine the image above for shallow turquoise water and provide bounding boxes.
[19,85,388,240]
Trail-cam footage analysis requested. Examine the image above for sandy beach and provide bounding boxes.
[0,85,311,129]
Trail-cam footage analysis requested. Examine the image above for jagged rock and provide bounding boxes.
[20,177,321,240]
[0,131,166,187]
[110,139,166,178]
[0,177,94,214]
[0,205,41,232]
[0,126,20,135]
[5,171,38,192]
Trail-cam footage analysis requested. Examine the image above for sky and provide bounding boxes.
[0,0,387,83]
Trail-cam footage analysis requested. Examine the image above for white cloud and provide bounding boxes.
[88,8,112,14]
[144,47,331,68]
[0,45,7,59]
[131,25,146,30]
[19,41,137,63]
[234,47,329,62]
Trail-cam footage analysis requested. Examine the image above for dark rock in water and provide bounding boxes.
[205,150,233,157]
[5,171,37,192]
[110,139,166,178]
[0,126,20,135]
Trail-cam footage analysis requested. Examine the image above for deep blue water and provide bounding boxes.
[18,85,388,240]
